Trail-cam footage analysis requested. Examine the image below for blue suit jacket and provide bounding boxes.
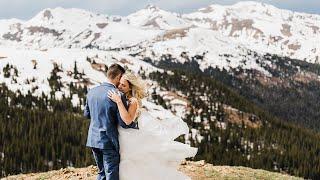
[84,82,137,151]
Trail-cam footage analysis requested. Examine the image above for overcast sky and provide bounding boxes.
[0,0,319,20]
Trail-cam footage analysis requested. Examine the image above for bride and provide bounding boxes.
[107,71,198,180]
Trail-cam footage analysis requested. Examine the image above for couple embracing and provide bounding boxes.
[84,64,197,180]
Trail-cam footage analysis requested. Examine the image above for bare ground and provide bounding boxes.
[3,161,302,180]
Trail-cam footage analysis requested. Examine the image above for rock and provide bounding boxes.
[180,160,187,165]
[194,160,206,166]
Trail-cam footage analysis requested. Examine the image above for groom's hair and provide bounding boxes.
[107,63,126,79]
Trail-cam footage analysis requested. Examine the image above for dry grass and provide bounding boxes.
[4,161,302,180]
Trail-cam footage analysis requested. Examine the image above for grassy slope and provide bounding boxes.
[3,161,302,180]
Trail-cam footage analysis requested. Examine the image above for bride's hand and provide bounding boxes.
[107,90,122,104]
[129,97,138,105]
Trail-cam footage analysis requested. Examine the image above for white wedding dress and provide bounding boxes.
[118,108,198,180]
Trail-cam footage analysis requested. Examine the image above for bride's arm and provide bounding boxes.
[107,90,138,125]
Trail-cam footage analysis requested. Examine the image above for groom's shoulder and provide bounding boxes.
[86,84,103,94]
[88,83,116,94]
[90,84,104,90]
[89,82,114,90]
[87,84,100,93]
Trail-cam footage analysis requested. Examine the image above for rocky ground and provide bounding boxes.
[3,161,302,180]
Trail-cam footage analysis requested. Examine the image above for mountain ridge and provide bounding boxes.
[0,1,319,63]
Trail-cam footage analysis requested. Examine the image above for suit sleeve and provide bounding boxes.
[116,94,138,129]
[84,98,91,119]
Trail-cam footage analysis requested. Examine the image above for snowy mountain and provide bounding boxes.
[0,7,159,50]
[184,1,320,62]
[127,5,191,30]
[0,0,319,140]
[0,1,319,132]
[0,1,319,66]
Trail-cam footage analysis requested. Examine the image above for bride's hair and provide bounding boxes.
[122,71,148,106]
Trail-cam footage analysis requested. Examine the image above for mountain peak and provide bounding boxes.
[196,1,279,14]
[26,7,109,29]
[231,1,278,10]
[30,7,97,22]
[144,4,161,11]
[233,1,266,6]
[127,4,189,29]
[129,4,170,18]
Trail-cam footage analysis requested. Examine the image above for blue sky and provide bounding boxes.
[0,0,319,20]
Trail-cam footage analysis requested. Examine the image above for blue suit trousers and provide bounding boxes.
[92,144,120,180]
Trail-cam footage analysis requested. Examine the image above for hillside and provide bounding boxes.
[3,161,302,180]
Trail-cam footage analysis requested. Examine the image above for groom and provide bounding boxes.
[84,63,137,180]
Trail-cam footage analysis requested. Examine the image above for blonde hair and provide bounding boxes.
[122,71,148,106]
